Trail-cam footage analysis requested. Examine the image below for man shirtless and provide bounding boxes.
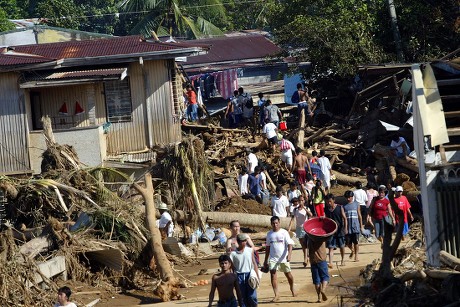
[209,254,243,307]
[294,147,312,187]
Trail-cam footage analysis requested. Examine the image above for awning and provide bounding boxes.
[20,67,127,88]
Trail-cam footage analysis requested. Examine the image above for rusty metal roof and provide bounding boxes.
[25,68,127,81]
[180,34,282,65]
[0,35,207,67]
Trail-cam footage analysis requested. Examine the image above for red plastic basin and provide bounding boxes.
[303,217,338,242]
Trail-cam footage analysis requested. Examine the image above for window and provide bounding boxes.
[104,78,132,122]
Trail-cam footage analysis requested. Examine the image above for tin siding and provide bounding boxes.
[0,73,30,174]
[144,60,181,145]
[105,63,148,154]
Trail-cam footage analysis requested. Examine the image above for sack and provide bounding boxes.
[280,138,290,150]
[248,270,260,289]
[384,214,394,226]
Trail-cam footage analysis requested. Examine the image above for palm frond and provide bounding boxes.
[196,16,224,37]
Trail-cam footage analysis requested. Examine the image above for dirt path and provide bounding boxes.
[142,241,382,306]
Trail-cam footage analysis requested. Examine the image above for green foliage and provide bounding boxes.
[0,9,15,32]
[269,0,388,78]
[121,0,227,38]
[35,0,84,29]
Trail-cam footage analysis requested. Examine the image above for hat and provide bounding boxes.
[395,186,403,192]
[248,271,260,289]
[378,185,387,191]
[157,202,168,210]
[237,233,249,241]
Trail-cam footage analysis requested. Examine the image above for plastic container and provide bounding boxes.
[303,217,338,242]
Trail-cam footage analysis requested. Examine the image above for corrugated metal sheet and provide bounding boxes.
[105,62,147,154]
[23,68,126,81]
[436,180,460,258]
[0,73,30,174]
[0,36,200,67]
[182,34,282,65]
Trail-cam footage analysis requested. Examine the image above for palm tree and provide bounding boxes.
[120,0,226,39]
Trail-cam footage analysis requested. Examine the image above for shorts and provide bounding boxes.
[314,203,325,217]
[326,236,345,249]
[281,152,293,166]
[268,136,278,145]
[295,226,306,241]
[269,260,291,273]
[346,233,360,245]
[217,297,238,307]
[311,261,330,285]
[296,169,307,185]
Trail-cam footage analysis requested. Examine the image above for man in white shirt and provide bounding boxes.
[263,122,278,152]
[157,202,174,238]
[390,135,411,158]
[263,216,296,302]
[246,148,258,173]
[317,150,332,192]
[353,181,369,226]
[238,167,249,196]
[270,185,289,218]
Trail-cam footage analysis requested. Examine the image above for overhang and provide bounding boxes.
[20,67,127,88]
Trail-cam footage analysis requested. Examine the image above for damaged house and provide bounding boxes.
[0,35,208,175]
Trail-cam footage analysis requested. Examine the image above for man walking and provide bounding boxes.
[317,150,332,192]
[343,191,364,262]
[263,216,297,302]
[325,194,347,267]
[229,233,259,307]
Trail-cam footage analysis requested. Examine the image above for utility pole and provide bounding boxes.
[387,0,405,62]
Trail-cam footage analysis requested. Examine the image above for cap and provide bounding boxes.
[378,185,387,191]
[395,186,403,192]
[237,233,249,241]
[157,202,168,210]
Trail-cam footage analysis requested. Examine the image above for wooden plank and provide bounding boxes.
[439,145,447,164]
[444,111,460,118]
[447,128,460,136]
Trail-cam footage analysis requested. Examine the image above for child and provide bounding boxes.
[308,240,329,303]
[209,254,243,307]
[54,286,77,307]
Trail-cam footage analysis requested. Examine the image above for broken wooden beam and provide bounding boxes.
[439,250,460,272]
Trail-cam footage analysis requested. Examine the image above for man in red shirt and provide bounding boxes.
[186,84,198,122]
[393,186,413,240]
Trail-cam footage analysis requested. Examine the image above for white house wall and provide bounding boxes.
[0,72,30,174]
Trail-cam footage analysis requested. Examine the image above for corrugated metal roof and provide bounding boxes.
[180,34,282,65]
[24,68,126,81]
[0,35,207,67]
[0,53,51,65]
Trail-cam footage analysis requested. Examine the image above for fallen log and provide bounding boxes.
[304,127,328,145]
[182,123,247,133]
[334,171,367,186]
[297,109,306,149]
[440,250,460,272]
[264,170,276,192]
[230,141,260,148]
[425,269,460,279]
[397,269,427,282]
[328,141,352,150]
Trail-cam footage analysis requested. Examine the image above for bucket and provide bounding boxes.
[279,121,287,131]
[303,217,337,242]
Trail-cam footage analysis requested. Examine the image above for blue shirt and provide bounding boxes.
[248,173,262,196]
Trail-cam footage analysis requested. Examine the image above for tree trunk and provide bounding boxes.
[387,0,404,62]
[205,211,291,229]
[263,170,276,192]
[297,109,305,149]
[334,171,367,186]
[133,173,179,301]
[439,250,460,272]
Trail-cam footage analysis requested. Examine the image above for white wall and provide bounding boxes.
[29,126,106,174]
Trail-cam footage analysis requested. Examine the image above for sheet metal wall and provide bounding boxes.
[0,73,30,174]
[436,180,460,258]
[105,62,147,154]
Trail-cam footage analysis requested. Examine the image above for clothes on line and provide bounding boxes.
[189,69,238,100]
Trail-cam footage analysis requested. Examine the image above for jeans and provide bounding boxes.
[236,272,258,307]
[187,104,198,121]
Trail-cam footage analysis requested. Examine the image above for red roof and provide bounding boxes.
[0,36,205,67]
[180,34,282,65]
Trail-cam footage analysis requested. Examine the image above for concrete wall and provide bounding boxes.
[29,125,106,174]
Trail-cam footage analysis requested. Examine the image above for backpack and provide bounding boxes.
[242,94,253,109]
[280,138,290,150]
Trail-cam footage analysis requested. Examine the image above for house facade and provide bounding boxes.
[0,36,207,175]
